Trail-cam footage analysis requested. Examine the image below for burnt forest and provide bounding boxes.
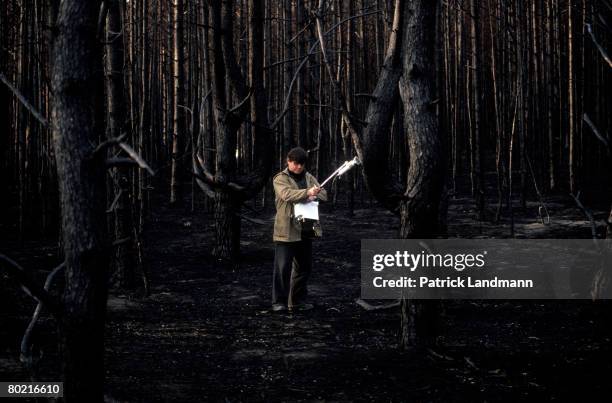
[1,0,612,401]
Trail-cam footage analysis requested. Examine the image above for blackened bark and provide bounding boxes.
[51,0,109,402]
[0,17,9,228]
[170,0,184,204]
[469,0,485,219]
[51,0,109,400]
[199,0,273,264]
[398,0,444,238]
[397,0,444,349]
[360,0,406,211]
[106,0,135,290]
[209,0,241,262]
[212,191,240,266]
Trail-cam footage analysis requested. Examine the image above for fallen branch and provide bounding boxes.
[356,298,400,311]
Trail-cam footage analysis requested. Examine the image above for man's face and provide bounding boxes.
[287,159,305,174]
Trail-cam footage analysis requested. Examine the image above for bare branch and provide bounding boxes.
[118,142,155,175]
[0,72,48,127]
[92,132,127,156]
[314,0,367,160]
[570,192,598,239]
[270,9,380,130]
[192,153,244,195]
[0,254,61,317]
[106,188,123,213]
[583,113,610,148]
[227,87,254,115]
[106,157,139,169]
[21,262,65,368]
[112,237,132,246]
[586,23,612,68]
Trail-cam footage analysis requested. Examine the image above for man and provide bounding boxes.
[272,147,327,312]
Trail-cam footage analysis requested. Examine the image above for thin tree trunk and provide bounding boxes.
[106,0,136,290]
[568,0,576,193]
[170,0,184,204]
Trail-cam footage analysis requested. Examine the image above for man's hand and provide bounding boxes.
[308,195,317,201]
[307,186,321,197]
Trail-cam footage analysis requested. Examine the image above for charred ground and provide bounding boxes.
[1,192,611,401]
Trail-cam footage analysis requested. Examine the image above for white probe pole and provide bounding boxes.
[319,157,360,188]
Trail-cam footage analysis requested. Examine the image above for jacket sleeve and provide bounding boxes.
[273,175,309,203]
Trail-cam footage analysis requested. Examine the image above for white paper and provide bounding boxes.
[293,200,319,221]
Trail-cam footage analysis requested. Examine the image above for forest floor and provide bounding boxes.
[1,191,612,402]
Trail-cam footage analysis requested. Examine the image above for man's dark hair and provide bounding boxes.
[287,147,308,164]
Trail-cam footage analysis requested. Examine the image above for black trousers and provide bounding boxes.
[272,240,312,307]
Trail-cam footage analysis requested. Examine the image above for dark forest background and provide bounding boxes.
[1,0,612,401]
[2,0,611,240]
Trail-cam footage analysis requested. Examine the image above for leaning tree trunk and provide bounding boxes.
[335,0,444,349]
[397,0,444,349]
[51,0,109,400]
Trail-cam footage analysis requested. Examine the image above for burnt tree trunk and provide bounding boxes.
[170,0,185,204]
[209,0,241,263]
[398,0,444,238]
[198,0,273,265]
[397,0,444,349]
[106,0,136,290]
[51,0,109,400]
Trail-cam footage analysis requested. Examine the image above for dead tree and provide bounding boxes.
[316,0,444,348]
[194,0,273,265]
[51,0,109,399]
[105,0,136,290]
[170,0,185,204]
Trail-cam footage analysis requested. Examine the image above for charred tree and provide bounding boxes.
[194,0,273,265]
[396,0,444,348]
[51,0,109,399]
[318,0,444,348]
[105,0,136,290]
[170,0,185,204]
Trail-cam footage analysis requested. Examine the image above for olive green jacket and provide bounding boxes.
[273,168,328,242]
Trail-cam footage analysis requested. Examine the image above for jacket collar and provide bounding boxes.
[281,167,310,185]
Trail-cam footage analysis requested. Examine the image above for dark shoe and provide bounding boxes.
[272,303,287,312]
[288,303,314,312]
